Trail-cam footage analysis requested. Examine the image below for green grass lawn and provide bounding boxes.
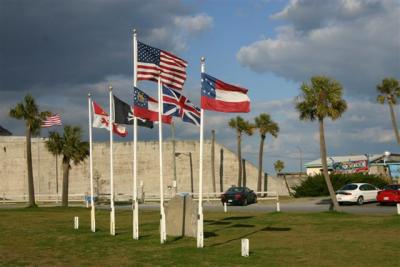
[0,207,399,266]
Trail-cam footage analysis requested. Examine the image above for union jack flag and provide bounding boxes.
[162,85,201,126]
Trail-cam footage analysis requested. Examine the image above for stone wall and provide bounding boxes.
[0,136,286,199]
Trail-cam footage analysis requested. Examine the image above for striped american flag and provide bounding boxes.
[137,41,187,90]
[42,114,62,128]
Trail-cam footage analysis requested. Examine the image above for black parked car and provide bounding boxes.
[221,186,257,206]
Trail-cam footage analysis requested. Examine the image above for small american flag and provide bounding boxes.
[137,41,187,90]
[42,114,62,128]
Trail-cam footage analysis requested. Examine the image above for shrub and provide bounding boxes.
[292,173,389,197]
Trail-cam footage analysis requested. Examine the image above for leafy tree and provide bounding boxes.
[9,94,50,207]
[255,113,279,192]
[377,77,400,144]
[228,116,253,186]
[295,76,347,212]
[274,160,291,196]
[46,125,89,207]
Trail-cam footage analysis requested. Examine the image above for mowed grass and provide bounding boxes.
[0,207,399,267]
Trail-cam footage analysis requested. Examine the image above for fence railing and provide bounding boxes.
[1,191,280,211]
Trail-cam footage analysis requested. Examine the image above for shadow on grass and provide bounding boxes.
[204,232,218,238]
[222,216,254,221]
[207,221,231,225]
[230,224,255,228]
[261,226,291,231]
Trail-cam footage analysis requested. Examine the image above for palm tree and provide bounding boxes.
[377,77,400,144]
[9,94,50,207]
[254,113,279,192]
[228,116,253,187]
[46,125,89,207]
[274,160,291,196]
[295,76,347,212]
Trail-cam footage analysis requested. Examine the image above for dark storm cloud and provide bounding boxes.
[0,0,189,91]
[237,0,400,99]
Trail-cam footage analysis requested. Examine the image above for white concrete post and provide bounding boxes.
[397,203,400,215]
[224,202,227,213]
[241,238,249,257]
[276,195,280,212]
[74,216,79,229]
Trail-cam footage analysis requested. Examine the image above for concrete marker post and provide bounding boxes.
[74,216,79,229]
[241,238,249,257]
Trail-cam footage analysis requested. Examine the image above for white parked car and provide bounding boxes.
[336,183,379,205]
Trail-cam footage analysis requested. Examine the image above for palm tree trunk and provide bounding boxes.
[319,118,341,212]
[388,102,400,144]
[283,174,292,196]
[62,161,70,207]
[257,136,265,192]
[26,127,36,207]
[237,131,242,187]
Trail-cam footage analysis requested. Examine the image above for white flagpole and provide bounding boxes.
[158,76,167,243]
[197,57,205,248]
[88,93,96,233]
[109,85,116,236]
[132,28,139,240]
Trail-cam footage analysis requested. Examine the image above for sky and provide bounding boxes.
[1,0,399,173]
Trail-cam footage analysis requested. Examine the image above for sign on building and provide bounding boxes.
[332,160,368,174]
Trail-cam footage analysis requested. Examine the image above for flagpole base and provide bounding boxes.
[110,209,116,236]
[196,211,204,248]
[91,207,96,232]
[133,200,139,239]
[160,209,166,244]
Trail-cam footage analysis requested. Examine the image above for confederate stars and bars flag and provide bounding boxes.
[162,85,201,126]
[136,41,187,90]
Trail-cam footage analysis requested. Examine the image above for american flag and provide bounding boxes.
[42,114,62,128]
[162,85,201,126]
[137,41,187,90]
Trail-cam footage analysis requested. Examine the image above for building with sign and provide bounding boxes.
[304,153,400,181]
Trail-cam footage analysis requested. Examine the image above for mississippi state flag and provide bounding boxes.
[133,87,172,124]
[201,73,250,113]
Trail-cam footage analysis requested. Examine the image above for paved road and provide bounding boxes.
[112,198,400,215]
[2,198,399,215]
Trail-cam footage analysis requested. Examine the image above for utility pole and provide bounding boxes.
[211,129,216,193]
[297,146,303,174]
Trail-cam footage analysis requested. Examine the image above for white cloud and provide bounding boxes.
[173,14,213,33]
[237,0,400,98]
[147,13,213,52]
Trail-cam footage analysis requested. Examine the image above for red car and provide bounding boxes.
[377,184,400,204]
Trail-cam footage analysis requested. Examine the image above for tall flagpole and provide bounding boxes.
[132,28,139,240]
[88,93,96,233]
[158,76,167,244]
[109,85,116,236]
[197,57,205,248]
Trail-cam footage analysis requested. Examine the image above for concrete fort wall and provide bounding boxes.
[0,136,284,200]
